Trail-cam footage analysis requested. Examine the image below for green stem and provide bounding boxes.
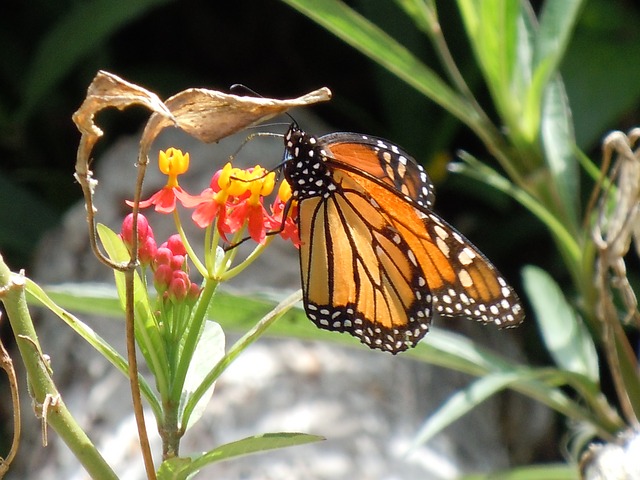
[174,209,207,278]
[170,277,219,401]
[0,257,118,480]
[452,154,581,268]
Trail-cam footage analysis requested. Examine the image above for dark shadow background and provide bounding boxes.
[2,0,640,470]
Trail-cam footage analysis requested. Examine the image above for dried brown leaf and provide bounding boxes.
[72,70,173,177]
[71,70,331,271]
[142,86,332,146]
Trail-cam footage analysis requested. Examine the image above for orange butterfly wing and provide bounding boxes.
[283,124,523,354]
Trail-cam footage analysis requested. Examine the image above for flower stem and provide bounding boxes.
[0,256,118,479]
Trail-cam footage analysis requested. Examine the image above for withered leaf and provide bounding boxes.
[72,70,331,271]
[142,87,332,146]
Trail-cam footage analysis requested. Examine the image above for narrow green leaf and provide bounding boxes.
[540,76,580,230]
[279,0,472,123]
[522,265,599,382]
[411,372,521,448]
[34,282,613,432]
[534,0,585,72]
[34,282,123,318]
[180,321,225,431]
[456,0,521,126]
[460,463,579,480]
[160,433,325,479]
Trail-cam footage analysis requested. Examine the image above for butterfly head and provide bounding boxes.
[282,124,334,200]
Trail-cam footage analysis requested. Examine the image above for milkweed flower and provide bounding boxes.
[128,148,190,213]
[178,163,277,244]
[226,165,276,244]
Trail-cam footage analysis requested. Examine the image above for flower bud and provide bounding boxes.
[139,236,158,267]
[154,247,174,268]
[120,213,153,248]
[169,270,190,302]
[170,254,185,271]
[153,264,173,292]
[163,234,187,256]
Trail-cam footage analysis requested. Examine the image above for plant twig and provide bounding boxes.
[0,328,20,478]
[0,259,117,479]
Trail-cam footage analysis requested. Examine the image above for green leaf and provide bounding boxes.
[279,0,472,123]
[540,76,580,230]
[180,320,225,431]
[459,463,579,480]
[522,265,599,382]
[35,281,617,433]
[156,457,197,480]
[456,0,521,129]
[158,433,325,479]
[411,372,522,447]
[521,0,584,140]
[33,282,123,318]
[534,0,585,74]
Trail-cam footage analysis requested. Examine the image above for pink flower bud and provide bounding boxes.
[120,213,152,246]
[139,236,157,266]
[153,264,173,292]
[162,234,187,256]
[170,254,185,271]
[154,247,173,268]
[187,282,201,302]
[169,270,190,302]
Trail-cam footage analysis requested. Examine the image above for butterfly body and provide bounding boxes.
[282,124,523,354]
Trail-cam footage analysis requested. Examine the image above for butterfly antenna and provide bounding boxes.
[230,84,298,127]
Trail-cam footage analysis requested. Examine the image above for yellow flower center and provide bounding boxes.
[216,164,276,206]
[158,148,189,188]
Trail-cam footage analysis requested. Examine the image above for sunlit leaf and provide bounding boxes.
[159,433,324,480]
[460,462,579,480]
[522,265,598,382]
[411,372,521,448]
[180,321,225,431]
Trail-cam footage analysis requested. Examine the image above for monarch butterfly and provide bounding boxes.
[281,123,524,354]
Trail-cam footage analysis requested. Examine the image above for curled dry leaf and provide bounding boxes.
[73,70,331,179]
[72,70,173,179]
[142,86,333,146]
[71,70,331,270]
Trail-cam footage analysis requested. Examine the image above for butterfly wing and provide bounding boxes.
[319,132,436,208]
[297,168,523,354]
[297,170,432,353]
[283,124,523,354]
[350,173,524,328]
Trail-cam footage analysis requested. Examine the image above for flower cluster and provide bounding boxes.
[120,214,200,304]
[131,149,300,247]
